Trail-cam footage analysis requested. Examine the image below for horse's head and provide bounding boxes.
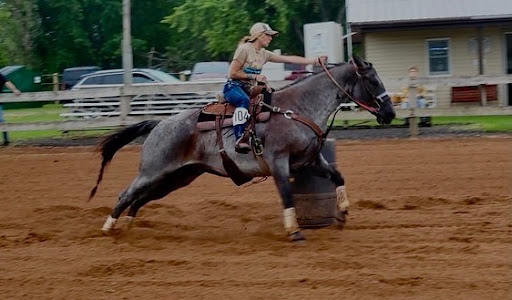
[349,56,396,125]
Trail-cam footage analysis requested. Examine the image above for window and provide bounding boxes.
[101,74,123,84]
[133,73,154,83]
[427,39,450,76]
[81,76,103,85]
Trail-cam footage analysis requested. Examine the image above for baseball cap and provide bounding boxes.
[248,23,279,41]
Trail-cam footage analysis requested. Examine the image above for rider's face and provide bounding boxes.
[259,33,273,47]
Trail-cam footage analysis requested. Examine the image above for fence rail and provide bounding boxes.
[1,76,511,135]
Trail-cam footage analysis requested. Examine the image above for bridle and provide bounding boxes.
[319,58,388,115]
[319,58,389,138]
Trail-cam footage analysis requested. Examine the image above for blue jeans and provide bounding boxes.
[223,81,250,139]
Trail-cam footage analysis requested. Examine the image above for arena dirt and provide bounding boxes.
[0,137,510,299]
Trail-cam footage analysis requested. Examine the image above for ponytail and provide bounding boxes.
[239,35,253,44]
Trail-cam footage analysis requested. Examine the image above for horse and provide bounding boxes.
[89,55,396,242]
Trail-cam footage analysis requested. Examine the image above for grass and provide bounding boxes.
[2,104,112,141]
[1,105,511,142]
[334,115,512,132]
[432,115,512,132]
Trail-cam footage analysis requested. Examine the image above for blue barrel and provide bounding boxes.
[291,138,337,229]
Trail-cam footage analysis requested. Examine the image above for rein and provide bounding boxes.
[319,59,379,114]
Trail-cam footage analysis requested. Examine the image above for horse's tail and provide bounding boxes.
[88,120,161,202]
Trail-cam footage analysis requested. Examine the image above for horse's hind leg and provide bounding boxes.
[102,175,156,233]
[102,164,204,233]
[124,165,204,229]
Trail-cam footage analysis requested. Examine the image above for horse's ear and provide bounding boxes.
[351,55,366,68]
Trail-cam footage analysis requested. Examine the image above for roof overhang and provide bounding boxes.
[351,16,512,32]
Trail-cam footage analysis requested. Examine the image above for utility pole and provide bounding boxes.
[346,1,353,58]
[121,0,133,121]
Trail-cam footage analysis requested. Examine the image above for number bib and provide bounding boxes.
[232,107,249,126]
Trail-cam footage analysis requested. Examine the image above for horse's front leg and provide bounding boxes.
[313,154,349,229]
[271,156,306,242]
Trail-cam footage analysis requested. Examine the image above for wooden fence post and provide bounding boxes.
[479,85,487,106]
[52,73,59,92]
[52,73,60,104]
[408,84,419,137]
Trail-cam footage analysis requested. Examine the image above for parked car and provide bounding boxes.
[189,61,229,81]
[71,68,181,89]
[62,66,101,90]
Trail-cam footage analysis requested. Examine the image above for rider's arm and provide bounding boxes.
[268,55,327,65]
[228,60,251,80]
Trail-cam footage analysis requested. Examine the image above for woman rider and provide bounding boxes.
[224,22,326,153]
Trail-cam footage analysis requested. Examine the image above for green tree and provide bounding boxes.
[3,0,346,74]
[163,0,346,67]
[0,0,41,69]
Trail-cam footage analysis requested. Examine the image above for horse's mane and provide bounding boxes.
[276,62,349,92]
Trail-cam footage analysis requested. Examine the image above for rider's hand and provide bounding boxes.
[316,56,328,65]
[255,74,267,83]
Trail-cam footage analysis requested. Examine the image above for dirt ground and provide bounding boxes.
[0,137,510,299]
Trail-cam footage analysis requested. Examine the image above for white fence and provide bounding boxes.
[0,76,511,136]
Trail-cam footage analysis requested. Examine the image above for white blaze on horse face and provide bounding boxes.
[233,107,249,126]
[283,207,300,235]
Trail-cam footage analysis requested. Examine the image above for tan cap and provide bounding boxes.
[248,23,279,41]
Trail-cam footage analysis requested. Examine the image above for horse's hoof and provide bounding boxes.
[335,210,348,230]
[101,216,117,233]
[288,231,306,242]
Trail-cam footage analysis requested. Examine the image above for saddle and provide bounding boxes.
[196,85,271,131]
[196,85,272,186]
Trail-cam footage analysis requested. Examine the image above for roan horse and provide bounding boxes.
[89,56,395,242]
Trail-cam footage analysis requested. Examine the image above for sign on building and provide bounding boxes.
[304,22,344,65]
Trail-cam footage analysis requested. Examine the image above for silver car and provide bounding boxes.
[71,68,182,89]
[63,69,217,119]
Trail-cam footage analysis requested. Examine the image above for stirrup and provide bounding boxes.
[249,131,264,156]
[235,137,251,154]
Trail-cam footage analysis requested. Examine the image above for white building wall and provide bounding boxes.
[364,27,505,107]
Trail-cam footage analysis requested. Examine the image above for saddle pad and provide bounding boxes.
[197,112,271,132]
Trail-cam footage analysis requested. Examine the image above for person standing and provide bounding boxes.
[395,66,431,127]
[0,72,21,146]
[224,22,326,153]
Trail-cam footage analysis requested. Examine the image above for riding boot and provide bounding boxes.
[234,123,250,154]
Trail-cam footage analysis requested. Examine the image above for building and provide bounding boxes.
[347,0,512,107]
